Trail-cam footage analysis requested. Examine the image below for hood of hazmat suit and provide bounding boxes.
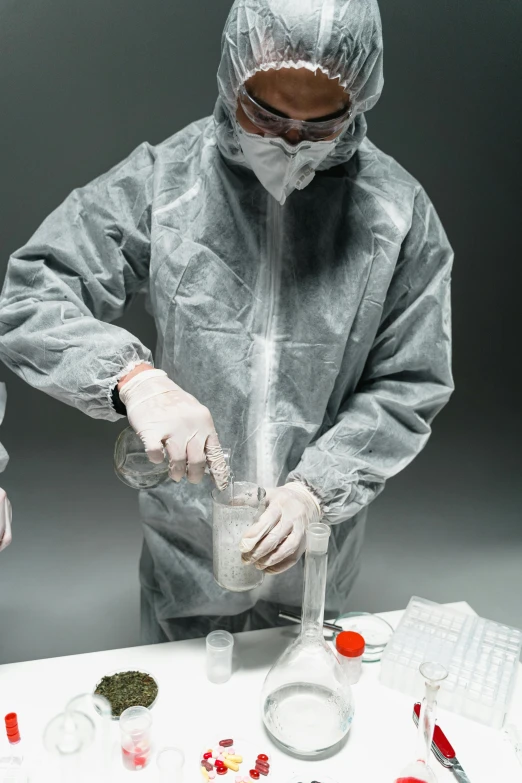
[0,385,8,474]
[0,0,453,639]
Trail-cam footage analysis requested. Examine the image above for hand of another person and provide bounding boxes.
[0,488,12,553]
[239,483,321,574]
[119,368,227,487]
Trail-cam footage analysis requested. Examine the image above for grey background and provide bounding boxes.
[0,0,521,664]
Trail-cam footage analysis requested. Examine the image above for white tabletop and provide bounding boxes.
[1,601,521,782]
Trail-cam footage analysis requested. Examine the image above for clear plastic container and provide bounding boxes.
[212,482,266,592]
[335,631,365,685]
[156,746,185,781]
[262,523,354,756]
[119,706,152,772]
[206,630,235,684]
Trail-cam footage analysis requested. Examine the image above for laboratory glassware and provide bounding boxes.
[380,596,522,728]
[335,611,394,662]
[412,703,471,782]
[262,522,354,756]
[119,706,152,771]
[394,661,448,783]
[43,693,112,783]
[335,631,365,685]
[114,425,231,490]
[206,630,235,684]
[212,481,266,592]
[93,669,159,719]
[156,746,185,781]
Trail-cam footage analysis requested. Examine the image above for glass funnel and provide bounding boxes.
[261,523,354,756]
[394,661,448,783]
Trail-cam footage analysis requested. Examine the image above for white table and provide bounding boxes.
[1,601,521,782]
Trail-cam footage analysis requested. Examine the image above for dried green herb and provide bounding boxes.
[94,670,158,717]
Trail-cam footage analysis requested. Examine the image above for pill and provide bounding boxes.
[236,777,243,783]
[219,739,234,747]
[215,760,225,768]
[217,769,228,776]
[204,752,213,760]
[202,760,214,772]
[208,775,216,781]
[257,754,269,762]
[249,772,260,781]
[255,761,269,771]
[224,760,240,772]
[255,765,269,776]
[201,766,210,781]
[227,755,243,763]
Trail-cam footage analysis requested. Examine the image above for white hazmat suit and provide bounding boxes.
[0,0,453,640]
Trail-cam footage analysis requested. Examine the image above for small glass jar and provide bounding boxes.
[211,482,266,592]
[335,631,365,685]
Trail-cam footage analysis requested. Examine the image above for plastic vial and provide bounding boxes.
[156,746,185,781]
[335,631,365,684]
[206,630,234,684]
[119,706,152,771]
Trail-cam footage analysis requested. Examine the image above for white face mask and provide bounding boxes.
[235,124,339,205]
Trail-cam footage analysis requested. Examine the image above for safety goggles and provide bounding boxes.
[238,83,352,142]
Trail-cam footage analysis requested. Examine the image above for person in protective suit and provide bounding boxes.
[0,0,453,642]
[0,384,12,553]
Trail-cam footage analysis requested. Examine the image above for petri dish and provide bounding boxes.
[93,669,159,720]
[334,612,394,663]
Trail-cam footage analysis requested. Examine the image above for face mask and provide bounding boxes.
[235,124,339,206]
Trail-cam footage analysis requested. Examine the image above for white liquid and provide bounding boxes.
[213,494,264,592]
[263,683,353,755]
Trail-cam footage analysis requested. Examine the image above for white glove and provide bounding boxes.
[0,488,12,553]
[119,369,228,487]
[239,482,321,574]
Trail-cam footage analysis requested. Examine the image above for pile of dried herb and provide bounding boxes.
[94,670,158,717]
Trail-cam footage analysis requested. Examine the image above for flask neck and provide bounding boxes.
[300,545,327,639]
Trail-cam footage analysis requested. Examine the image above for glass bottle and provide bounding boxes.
[394,661,448,783]
[261,522,354,756]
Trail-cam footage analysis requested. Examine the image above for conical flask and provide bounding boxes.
[261,522,354,756]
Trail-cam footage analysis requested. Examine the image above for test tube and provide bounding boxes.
[119,706,152,771]
[206,630,234,684]
[156,746,185,781]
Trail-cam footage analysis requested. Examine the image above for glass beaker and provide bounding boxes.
[114,425,231,490]
[212,482,266,592]
[393,661,448,783]
[261,523,354,756]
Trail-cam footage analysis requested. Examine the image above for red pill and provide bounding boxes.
[203,752,213,760]
[216,768,228,776]
[202,760,213,772]
[249,771,260,781]
[215,760,225,768]
[219,739,234,747]
[255,767,269,777]
[256,760,270,771]
[257,754,269,762]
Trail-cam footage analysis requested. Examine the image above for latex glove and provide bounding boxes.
[239,482,321,574]
[0,488,12,553]
[119,368,228,487]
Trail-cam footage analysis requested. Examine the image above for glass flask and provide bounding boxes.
[114,425,231,490]
[261,522,354,756]
[393,661,448,783]
[212,482,266,591]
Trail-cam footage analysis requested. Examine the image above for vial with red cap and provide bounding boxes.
[335,631,365,684]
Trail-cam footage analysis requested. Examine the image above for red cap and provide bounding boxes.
[336,631,365,658]
[5,713,20,744]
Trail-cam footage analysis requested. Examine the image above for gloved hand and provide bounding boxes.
[239,482,321,574]
[0,487,12,553]
[119,368,228,487]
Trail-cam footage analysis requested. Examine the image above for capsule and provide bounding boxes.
[219,739,234,747]
[201,766,210,781]
[257,755,269,762]
[227,755,243,763]
[224,759,240,772]
[249,772,260,781]
[255,760,269,771]
[204,752,213,760]
[216,768,228,776]
[202,760,214,772]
